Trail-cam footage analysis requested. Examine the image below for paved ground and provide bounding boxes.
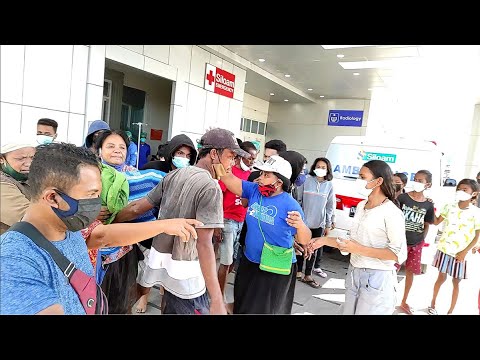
[134,244,480,315]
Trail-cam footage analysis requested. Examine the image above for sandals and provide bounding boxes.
[399,303,413,315]
[301,277,321,289]
[313,268,328,278]
[427,306,438,315]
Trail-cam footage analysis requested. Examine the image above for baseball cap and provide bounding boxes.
[254,155,292,180]
[1,135,38,154]
[199,128,250,158]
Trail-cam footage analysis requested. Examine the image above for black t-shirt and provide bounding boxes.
[398,193,435,246]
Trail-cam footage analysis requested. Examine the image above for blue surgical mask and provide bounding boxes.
[140,138,146,143]
[172,156,190,169]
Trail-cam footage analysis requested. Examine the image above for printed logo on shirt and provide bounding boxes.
[401,203,427,233]
[249,202,278,225]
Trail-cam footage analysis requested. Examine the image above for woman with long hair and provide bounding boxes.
[309,160,407,314]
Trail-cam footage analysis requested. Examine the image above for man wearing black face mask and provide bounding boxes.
[0,143,202,315]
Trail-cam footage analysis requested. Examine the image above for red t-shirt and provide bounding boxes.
[219,166,251,222]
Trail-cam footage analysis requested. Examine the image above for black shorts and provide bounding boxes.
[163,291,210,314]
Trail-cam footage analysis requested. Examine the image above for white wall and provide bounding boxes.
[266,99,370,165]
[1,45,100,146]
[1,45,247,149]
[240,93,269,158]
[168,46,246,146]
[104,45,247,147]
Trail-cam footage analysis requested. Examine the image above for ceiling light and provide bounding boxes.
[270,93,275,96]
[320,95,325,98]
[321,45,376,50]
[353,72,360,76]
[259,58,266,62]
[285,74,291,78]
[339,58,417,70]
[284,99,289,102]
[337,54,345,58]
[307,88,313,91]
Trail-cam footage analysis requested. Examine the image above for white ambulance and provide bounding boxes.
[326,136,446,250]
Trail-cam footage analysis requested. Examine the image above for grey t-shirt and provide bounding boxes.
[146,166,223,261]
[398,193,435,246]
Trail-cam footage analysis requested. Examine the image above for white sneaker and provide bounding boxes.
[313,268,327,278]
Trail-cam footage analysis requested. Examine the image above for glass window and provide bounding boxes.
[258,122,265,135]
[244,118,251,133]
[240,118,244,131]
[251,120,258,134]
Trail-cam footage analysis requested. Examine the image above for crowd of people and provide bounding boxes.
[1,117,479,315]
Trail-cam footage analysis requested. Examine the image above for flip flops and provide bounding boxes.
[313,268,328,278]
[427,306,438,315]
[301,277,321,288]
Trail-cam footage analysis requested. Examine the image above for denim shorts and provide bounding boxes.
[219,219,243,266]
[342,265,397,315]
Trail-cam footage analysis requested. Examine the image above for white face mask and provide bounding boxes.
[239,158,250,172]
[37,134,54,145]
[314,168,327,178]
[356,178,376,197]
[455,190,472,202]
[412,181,426,193]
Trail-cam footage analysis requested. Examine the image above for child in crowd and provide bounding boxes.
[397,170,435,314]
[428,179,480,315]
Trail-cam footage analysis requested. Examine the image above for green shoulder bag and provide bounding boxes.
[257,196,293,275]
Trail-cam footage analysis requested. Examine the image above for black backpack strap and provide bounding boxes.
[8,221,76,279]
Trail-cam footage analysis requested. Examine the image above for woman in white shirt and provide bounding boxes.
[309,160,407,315]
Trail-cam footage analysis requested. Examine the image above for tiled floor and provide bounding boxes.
[133,246,480,315]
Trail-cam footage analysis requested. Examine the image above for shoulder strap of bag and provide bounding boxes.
[257,195,267,244]
[8,221,76,279]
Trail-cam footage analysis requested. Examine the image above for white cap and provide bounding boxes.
[1,135,37,154]
[254,155,292,180]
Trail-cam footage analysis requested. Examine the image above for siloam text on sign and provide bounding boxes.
[328,110,364,127]
[204,63,236,99]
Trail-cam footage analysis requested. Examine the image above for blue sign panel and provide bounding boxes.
[328,110,364,127]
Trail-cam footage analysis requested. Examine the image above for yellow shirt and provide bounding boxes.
[437,203,480,256]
